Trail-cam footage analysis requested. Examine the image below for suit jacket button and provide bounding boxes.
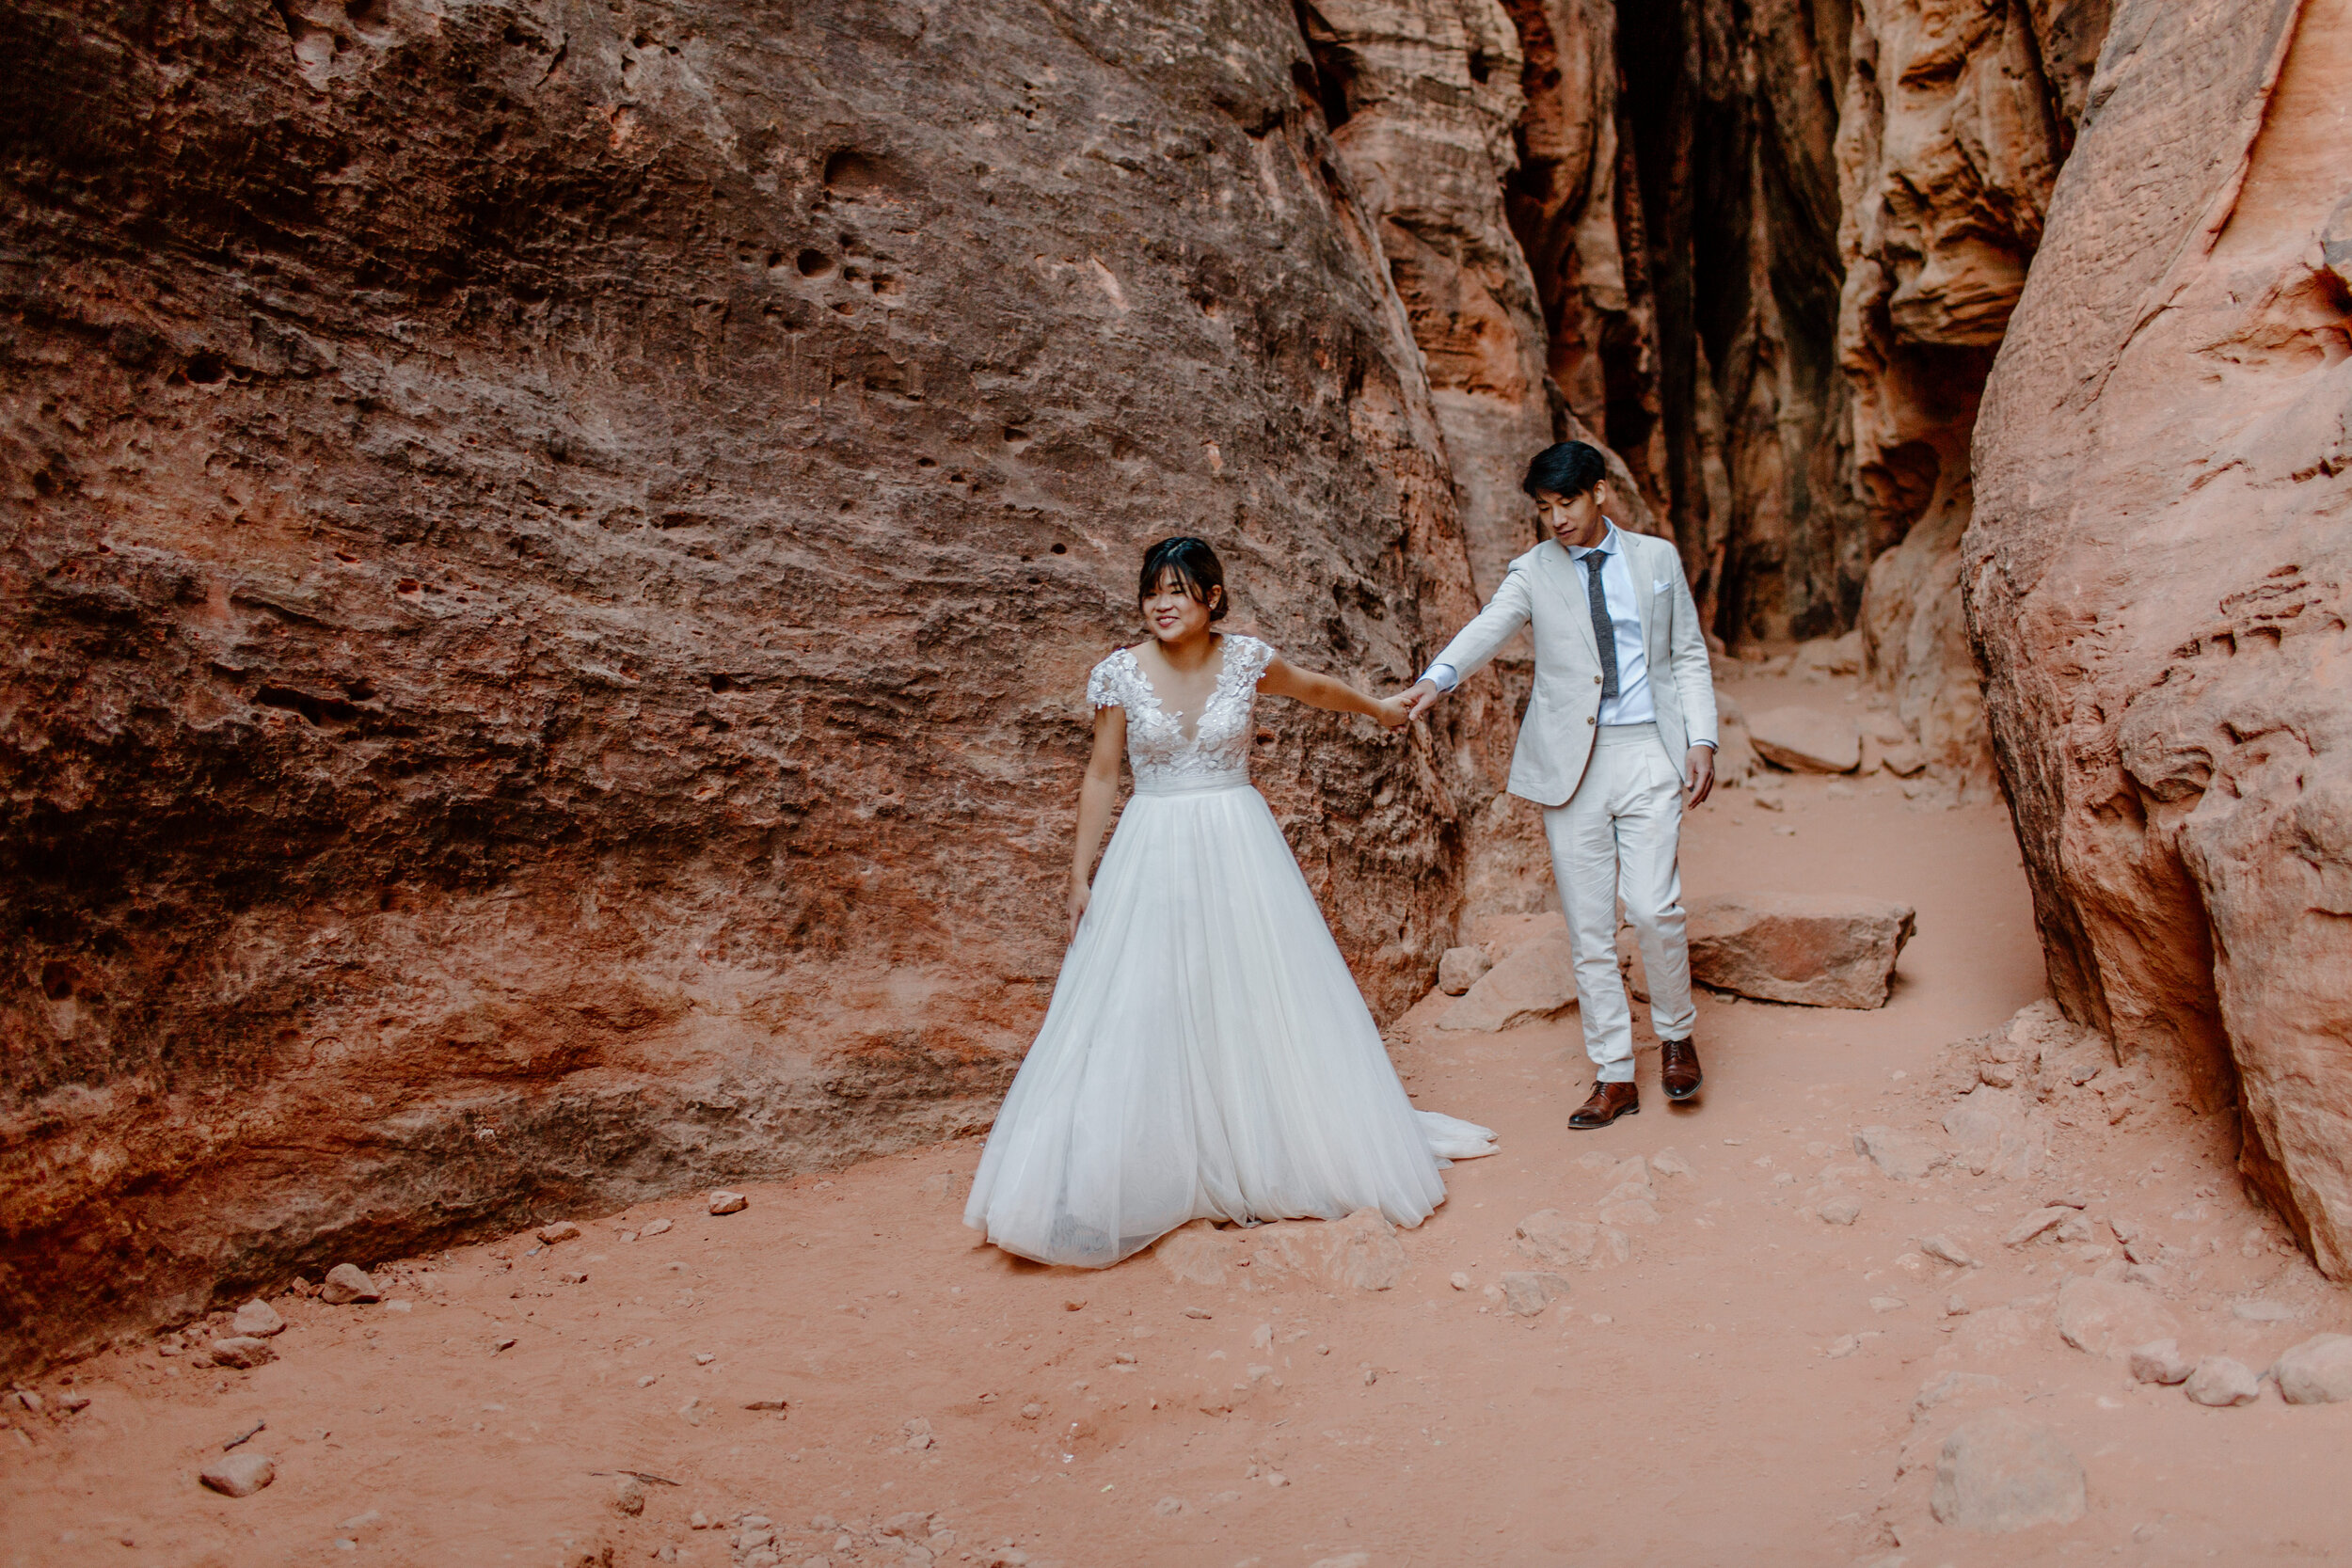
[1594,674,1602,684]
[1586,716,1596,725]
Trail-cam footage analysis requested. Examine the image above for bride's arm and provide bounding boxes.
[1066,705,1126,941]
[1256,655,1409,730]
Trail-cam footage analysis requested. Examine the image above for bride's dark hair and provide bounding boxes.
[1136,536,1228,621]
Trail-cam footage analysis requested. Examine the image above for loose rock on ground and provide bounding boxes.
[2185,1356,2262,1407]
[198,1452,276,1497]
[2271,1334,2352,1404]
[320,1264,380,1305]
[1688,894,1915,1008]
[1929,1409,2086,1532]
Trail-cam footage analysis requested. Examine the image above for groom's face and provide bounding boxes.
[1534,481,1609,548]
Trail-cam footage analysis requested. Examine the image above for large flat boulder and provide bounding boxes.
[1688,893,1916,1008]
[1746,706,1860,773]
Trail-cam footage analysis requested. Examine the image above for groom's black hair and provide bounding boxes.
[1521,440,1608,499]
[1137,536,1228,621]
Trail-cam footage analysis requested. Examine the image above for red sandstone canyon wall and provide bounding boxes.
[0,0,1501,1369]
[1843,0,2107,785]
[1968,0,2352,1269]
[20,0,2344,1371]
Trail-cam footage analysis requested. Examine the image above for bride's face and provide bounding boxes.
[1142,571,1219,644]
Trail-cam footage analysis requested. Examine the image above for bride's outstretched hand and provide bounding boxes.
[1371,693,1411,731]
[1067,879,1090,942]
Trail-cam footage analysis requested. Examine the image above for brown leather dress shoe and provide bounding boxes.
[1568,1080,1640,1129]
[1661,1037,1703,1101]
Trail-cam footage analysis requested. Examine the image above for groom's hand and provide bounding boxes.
[1685,745,1716,808]
[1401,678,1442,722]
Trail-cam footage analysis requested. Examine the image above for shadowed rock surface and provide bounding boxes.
[1844,0,2111,786]
[0,0,1502,1370]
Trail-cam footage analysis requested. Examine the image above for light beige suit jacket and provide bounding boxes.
[1430,529,1719,808]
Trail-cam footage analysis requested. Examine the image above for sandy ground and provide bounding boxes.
[8,671,2351,1567]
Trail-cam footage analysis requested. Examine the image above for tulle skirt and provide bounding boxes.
[964,781,1496,1267]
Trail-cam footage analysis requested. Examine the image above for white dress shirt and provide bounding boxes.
[1423,521,1692,734]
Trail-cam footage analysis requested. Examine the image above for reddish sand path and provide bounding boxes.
[8,674,2351,1566]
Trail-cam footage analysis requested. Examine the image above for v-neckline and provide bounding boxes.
[1130,637,1229,745]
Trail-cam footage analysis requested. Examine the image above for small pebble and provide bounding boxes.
[199,1451,276,1497]
[536,1222,582,1245]
[231,1300,286,1338]
[320,1264,381,1306]
[1919,1235,1979,1269]
[2129,1339,2193,1386]
[708,1191,749,1216]
[2184,1355,2261,1407]
[208,1337,276,1370]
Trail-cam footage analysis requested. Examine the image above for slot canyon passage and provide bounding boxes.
[5,0,2352,1561]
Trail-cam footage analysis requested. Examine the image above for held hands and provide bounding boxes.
[1370,692,1412,731]
[1399,678,1442,722]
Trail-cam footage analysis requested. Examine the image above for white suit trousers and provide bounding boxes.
[1541,724,1698,1084]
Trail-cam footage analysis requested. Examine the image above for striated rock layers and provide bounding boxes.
[1843,0,2109,784]
[0,0,1500,1368]
[1968,0,2352,1269]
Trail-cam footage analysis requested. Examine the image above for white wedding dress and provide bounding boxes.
[964,634,1497,1267]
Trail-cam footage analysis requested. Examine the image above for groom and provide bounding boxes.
[1403,441,1718,1128]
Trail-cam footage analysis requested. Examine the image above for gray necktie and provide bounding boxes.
[1582,550,1620,703]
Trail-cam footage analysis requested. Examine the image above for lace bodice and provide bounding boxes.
[1088,635,1276,794]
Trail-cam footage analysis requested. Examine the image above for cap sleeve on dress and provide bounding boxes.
[1086,652,1125,711]
[1232,635,1278,687]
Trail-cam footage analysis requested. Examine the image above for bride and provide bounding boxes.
[965,536,1497,1267]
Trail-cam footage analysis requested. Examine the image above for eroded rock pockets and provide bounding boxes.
[0,0,1499,1372]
